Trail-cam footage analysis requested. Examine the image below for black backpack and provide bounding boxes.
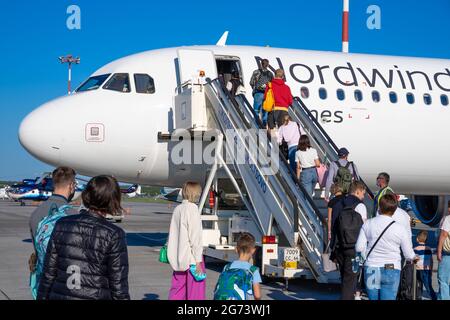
[335,204,364,250]
[397,261,422,300]
[255,69,273,92]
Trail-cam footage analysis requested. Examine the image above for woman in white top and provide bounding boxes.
[277,114,302,173]
[356,194,417,300]
[295,134,321,197]
[167,181,205,300]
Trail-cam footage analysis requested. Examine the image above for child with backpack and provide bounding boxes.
[214,233,262,300]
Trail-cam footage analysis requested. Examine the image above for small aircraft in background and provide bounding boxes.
[7,173,86,206]
[121,184,142,198]
[158,187,182,203]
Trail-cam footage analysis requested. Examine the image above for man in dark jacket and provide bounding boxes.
[37,175,130,300]
[264,69,293,130]
[332,181,367,300]
[250,59,273,126]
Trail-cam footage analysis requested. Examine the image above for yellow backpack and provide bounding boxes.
[262,82,274,112]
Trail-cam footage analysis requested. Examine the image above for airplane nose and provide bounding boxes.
[19,101,62,166]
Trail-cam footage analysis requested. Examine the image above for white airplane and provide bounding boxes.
[17,38,450,226]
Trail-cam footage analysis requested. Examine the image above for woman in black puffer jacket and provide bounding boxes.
[37,175,130,300]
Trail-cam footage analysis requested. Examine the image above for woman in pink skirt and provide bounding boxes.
[167,181,206,300]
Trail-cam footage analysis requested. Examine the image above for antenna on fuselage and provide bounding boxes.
[216,31,229,46]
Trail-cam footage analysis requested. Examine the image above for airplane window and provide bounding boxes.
[406,93,415,104]
[134,74,155,94]
[103,73,131,93]
[424,93,432,105]
[441,94,449,106]
[389,91,398,103]
[300,87,309,99]
[76,74,111,92]
[337,89,345,101]
[372,91,380,103]
[319,88,327,100]
[354,89,363,102]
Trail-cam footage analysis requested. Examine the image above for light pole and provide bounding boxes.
[59,55,80,94]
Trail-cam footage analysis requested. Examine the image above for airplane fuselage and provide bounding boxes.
[18,45,450,195]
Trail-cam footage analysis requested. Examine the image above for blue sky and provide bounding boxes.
[0,0,449,181]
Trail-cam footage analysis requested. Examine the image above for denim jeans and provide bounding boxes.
[438,255,450,300]
[418,270,437,300]
[300,167,318,198]
[253,92,267,125]
[364,266,401,300]
[288,146,297,173]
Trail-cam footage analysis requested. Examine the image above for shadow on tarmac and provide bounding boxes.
[126,232,168,247]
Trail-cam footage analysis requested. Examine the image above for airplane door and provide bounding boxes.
[177,49,218,83]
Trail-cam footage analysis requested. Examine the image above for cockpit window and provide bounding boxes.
[134,74,155,94]
[76,74,111,92]
[103,73,131,93]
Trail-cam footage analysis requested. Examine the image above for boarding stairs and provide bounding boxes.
[170,78,374,283]
[202,79,335,282]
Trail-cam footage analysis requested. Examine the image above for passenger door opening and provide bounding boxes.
[215,56,243,89]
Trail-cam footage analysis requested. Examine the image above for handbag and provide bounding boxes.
[280,139,289,160]
[262,82,274,112]
[316,163,328,188]
[322,243,338,272]
[159,245,169,264]
[28,252,37,273]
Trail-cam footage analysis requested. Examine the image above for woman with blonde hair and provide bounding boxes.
[167,181,206,300]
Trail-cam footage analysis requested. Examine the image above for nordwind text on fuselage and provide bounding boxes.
[253,56,450,124]
[255,56,450,92]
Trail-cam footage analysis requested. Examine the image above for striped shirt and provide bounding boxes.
[414,243,433,270]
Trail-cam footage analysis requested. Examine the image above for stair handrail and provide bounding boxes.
[209,79,328,248]
[292,96,375,200]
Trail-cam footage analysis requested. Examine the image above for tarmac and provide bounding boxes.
[0,199,439,300]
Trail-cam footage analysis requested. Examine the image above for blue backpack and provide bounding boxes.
[213,263,258,300]
[30,204,72,299]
